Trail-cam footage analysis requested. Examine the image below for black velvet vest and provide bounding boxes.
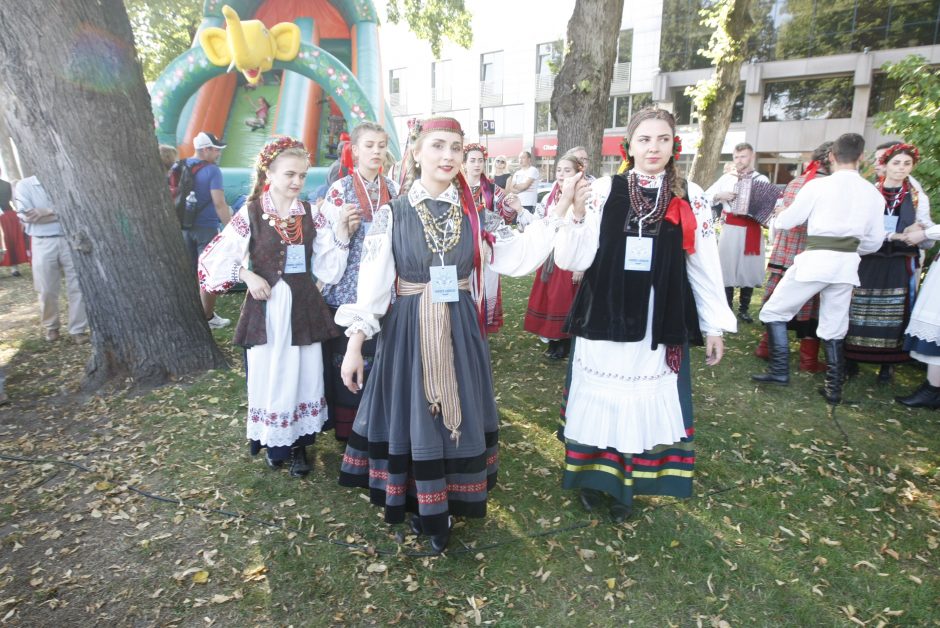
[564,174,703,348]
[233,200,339,348]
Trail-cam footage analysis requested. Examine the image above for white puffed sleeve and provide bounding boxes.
[684,182,738,336]
[198,207,250,294]
[334,204,396,339]
[553,176,609,272]
[484,210,560,277]
[911,178,936,248]
[311,207,350,286]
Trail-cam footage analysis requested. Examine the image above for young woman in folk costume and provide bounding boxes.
[754,141,833,373]
[522,152,586,359]
[321,122,400,441]
[198,137,357,477]
[463,142,518,333]
[553,108,736,522]
[336,117,564,553]
[844,143,934,382]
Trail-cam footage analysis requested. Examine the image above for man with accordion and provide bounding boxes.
[706,143,780,323]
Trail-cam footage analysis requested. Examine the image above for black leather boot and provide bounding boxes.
[552,338,571,360]
[578,488,604,512]
[289,446,311,478]
[725,287,734,309]
[895,381,940,409]
[738,287,754,323]
[544,340,557,358]
[429,516,453,554]
[819,339,845,404]
[751,322,789,385]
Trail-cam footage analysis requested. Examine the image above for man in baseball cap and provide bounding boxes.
[184,131,231,328]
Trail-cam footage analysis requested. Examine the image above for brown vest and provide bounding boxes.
[232,200,340,348]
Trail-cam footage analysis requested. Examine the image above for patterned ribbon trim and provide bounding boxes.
[397,276,472,444]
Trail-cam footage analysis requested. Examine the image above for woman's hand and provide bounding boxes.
[572,271,584,284]
[337,204,360,240]
[341,349,365,393]
[503,193,522,212]
[900,224,927,246]
[705,335,724,366]
[241,269,271,301]
[559,172,582,203]
[571,179,590,220]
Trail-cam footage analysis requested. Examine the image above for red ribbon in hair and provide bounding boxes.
[340,142,354,178]
[454,171,486,335]
[664,197,697,255]
[802,160,821,182]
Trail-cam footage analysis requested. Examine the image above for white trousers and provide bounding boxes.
[31,236,87,335]
[758,267,853,340]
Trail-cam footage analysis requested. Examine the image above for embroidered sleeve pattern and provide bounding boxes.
[197,206,250,294]
[685,181,737,335]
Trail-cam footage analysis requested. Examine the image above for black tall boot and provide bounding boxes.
[725,287,734,309]
[289,446,311,478]
[819,339,845,404]
[751,322,789,385]
[895,381,940,409]
[738,287,754,323]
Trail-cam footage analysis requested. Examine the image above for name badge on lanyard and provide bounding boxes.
[284,244,307,274]
[625,236,653,272]
[430,265,459,303]
[884,214,899,234]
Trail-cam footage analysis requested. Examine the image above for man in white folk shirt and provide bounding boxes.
[752,133,885,404]
[706,143,770,323]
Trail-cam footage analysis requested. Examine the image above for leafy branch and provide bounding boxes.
[385,0,473,59]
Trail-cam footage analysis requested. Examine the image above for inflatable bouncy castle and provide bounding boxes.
[150,0,398,198]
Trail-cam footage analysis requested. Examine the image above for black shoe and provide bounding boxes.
[554,338,571,360]
[578,488,604,512]
[895,381,940,409]
[429,516,453,554]
[738,308,754,324]
[265,452,284,470]
[409,516,424,536]
[751,322,789,385]
[819,339,845,404]
[289,446,311,477]
[543,340,557,358]
[876,364,894,385]
[609,502,633,523]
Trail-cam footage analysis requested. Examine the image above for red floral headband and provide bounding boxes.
[258,136,308,171]
[619,135,683,163]
[878,143,919,166]
[463,143,488,159]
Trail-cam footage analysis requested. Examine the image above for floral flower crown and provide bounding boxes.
[409,117,464,143]
[463,142,488,159]
[257,136,308,171]
[878,143,919,166]
[618,135,683,164]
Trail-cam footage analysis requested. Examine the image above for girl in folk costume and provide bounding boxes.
[844,143,934,382]
[754,142,833,373]
[523,152,585,359]
[463,142,516,333]
[336,117,563,553]
[553,108,736,522]
[321,122,400,441]
[198,137,357,477]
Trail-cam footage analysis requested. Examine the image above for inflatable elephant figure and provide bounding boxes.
[199,5,300,85]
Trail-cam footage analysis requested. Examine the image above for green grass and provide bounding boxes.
[2,273,938,626]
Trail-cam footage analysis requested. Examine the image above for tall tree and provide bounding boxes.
[125,0,203,82]
[687,0,756,186]
[0,115,21,180]
[384,0,472,58]
[551,0,625,169]
[0,0,227,388]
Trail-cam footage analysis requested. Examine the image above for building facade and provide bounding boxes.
[379,0,940,184]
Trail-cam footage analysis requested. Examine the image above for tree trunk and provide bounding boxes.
[551,0,624,172]
[688,0,755,187]
[0,0,228,388]
[0,115,21,180]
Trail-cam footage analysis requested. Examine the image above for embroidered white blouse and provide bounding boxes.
[334,180,562,339]
[553,172,737,337]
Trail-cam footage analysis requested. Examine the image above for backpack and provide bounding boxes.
[169,159,208,229]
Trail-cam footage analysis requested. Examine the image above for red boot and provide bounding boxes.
[754,332,769,360]
[799,338,826,373]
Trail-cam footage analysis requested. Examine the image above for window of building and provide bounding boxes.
[482,104,525,136]
[868,73,901,117]
[606,93,653,128]
[480,51,503,85]
[756,152,802,186]
[431,60,452,110]
[616,30,633,64]
[536,41,561,75]
[673,85,745,126]
[535,101,555,133]
[761,76,854,121]
[662,0,940,71]
[389,68,404,107]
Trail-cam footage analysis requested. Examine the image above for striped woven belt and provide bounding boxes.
[397,277,471,444]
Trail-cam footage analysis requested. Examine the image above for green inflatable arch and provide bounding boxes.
[151,43,379,150]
